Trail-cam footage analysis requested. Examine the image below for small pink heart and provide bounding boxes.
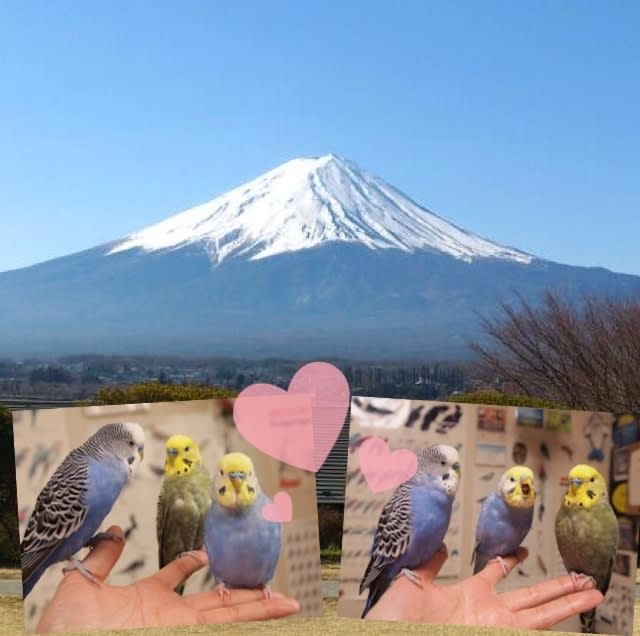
[233,362,350,472]
[359,436,418,493]
[261,491,293,523]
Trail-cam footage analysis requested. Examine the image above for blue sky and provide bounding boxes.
[1,2,638,274]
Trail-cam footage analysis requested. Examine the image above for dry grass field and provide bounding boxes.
[0,569,638,636]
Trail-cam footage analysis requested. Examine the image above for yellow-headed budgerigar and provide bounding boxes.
[204,452,281,598]
[156,434,211,594]
[555,464,618,633]
[359,444,461,618]
[20,422,145,597]
[472,465,536,574]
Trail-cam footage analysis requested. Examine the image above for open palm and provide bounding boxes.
[36,525,300,634]
[366,546,603,630]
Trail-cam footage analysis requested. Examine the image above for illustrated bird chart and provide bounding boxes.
[13,398,324,634]
[338,397,637,636]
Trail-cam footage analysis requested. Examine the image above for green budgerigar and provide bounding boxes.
[554,464,618,633]
[156,434,211,594]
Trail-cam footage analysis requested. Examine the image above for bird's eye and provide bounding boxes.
[129,441,135,447]
[590,477,595,482]
[185,446,190,452]
[220,469,224,476]
[441,461,445,466]
[510,477,515,482]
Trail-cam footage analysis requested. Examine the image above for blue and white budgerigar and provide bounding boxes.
[204,452,281,599]
[156,434,211,594]
[20,422,145,597]
[359,444,461,618]
[472,465,536,574]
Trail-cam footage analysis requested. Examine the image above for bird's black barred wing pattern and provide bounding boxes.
[359,482,412,594]
[21,448,89,582]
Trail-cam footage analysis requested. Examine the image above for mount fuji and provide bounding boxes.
[1,154,638,358]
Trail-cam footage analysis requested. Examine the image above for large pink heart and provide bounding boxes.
[359,436,418,493]
[233,362,350,472]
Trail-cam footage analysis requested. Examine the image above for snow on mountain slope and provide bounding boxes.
[108,154,533,265]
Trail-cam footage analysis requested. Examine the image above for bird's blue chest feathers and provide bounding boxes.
[205,493,281,588]
[399,484,452,572]
[56,458,127,560]
[477,493,533,555]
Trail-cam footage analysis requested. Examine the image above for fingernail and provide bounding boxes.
[585,579,595,589]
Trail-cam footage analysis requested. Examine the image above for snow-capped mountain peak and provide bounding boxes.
[108,154,533,265]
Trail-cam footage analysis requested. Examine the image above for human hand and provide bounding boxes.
[365,546,603,630]
[36,525,300,633]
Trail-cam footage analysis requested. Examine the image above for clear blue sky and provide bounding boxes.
[1,2,638,274]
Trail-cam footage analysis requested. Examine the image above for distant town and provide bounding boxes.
[0,354,505,403]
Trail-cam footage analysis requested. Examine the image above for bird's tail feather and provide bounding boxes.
[361,582,384,618]
[580,608,596,633]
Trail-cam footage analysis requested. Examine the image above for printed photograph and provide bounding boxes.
[12,399,323,634]
[477,406,507,433]
[338,397,637,636]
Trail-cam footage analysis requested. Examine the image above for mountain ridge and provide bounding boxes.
[106,154,533,266]
[1,155,638,358]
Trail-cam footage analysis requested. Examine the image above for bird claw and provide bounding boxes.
[62,556,100,585]
[84,530,124,550]
[260,584,272,600]
[489,556,509,577]
[396,568,423,589]
[570,571,596,591]
[214,582,231,600]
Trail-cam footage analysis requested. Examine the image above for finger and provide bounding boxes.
[413,543,448,583]
[202,596,300,623]
[502,574,595,612]
[517,589,603,631]
[185,588,286,612]
[474,547,528,587]
[74,525,125,583]
[153,550,208,589]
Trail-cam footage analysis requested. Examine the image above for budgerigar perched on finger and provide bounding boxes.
[555,464,618,633]
[20,422,145,597]
[156,435,211,594]
[204,452,281,599]
[359,445,460,618]
[472,465,536,575]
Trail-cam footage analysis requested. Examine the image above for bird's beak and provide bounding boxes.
[570,478,583,493]
[138,446,145,462]
[520,478,532,497]
[228,471,246,491]
[452,462,461,477]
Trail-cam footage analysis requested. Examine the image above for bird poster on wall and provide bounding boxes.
[12,399,323,634]
[337,396,637,636]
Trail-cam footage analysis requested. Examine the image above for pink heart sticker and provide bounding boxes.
[233,362,350,472]
[359,436,418,493]
[261,491,293,523]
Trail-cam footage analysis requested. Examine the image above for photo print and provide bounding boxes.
[338,397,638,636]
[12,399,323,634]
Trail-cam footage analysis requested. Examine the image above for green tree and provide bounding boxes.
[94,382,237,405]
[0,404,19,566]
[446,390,565,409]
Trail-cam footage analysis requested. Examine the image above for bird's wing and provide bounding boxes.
[596,502,619,596]
[471,493,496,566]
[21,449,89,583]
[156,482,170,569]
[359,483,412,594]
